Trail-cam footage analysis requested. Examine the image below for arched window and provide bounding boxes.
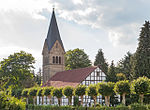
[53,56,55,64]
[59,57,61,64]
[56,56,58,64]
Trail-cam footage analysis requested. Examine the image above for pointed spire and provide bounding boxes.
[45,9,64,51]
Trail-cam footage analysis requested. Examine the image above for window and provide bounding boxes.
[59,57,61,64]
[56,56,58,64]
[53,56,55,64]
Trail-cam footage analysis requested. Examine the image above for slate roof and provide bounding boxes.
[45,9,64,51]
[43,66,97,87]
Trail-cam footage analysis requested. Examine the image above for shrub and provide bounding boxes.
[63,86,74,105]
[114,80,130,105]
[74,85,86,105]
[97,82,114,106]
[0,91,26,110]
[131,76,150,103]
[129,103,147,110]
[52,88,63,106]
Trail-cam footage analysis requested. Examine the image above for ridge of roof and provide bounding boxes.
[46,10,65,51]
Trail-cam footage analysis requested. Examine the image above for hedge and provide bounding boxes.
[26,104,150,110]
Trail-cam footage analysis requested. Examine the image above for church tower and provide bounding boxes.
[42,9,65,84]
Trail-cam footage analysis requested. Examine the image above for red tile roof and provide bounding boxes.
[43,66,97,87]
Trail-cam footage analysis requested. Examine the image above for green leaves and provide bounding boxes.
[43,87,53,96]
[63,86,74,97]
[28,88,38,97]
[94,49,108,74]
[86,84,97,97]
[114,80,130,95]
[65,48,91,70]
[97,82,114,96]
[132,76,150,95]
[74,85,86,96]
[0,51,35,88]
[52,88,63,99]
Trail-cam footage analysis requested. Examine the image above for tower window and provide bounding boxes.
[56,56,58,64]
[53,56,55,64]
[59,57,61,64]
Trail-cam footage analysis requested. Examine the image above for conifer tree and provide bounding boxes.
[106,61,117,82]
[131,21,150,79]
[94,49,108,74]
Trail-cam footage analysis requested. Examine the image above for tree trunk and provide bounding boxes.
[81,96,83,105]
[107,96,110,107]
[33,96,36,105]
[122,93,126,105]
[68,96,72,105]
[42,96,44,105]
[58,98,62,106]
[105,96,108,106]
[139,94,144,104]
[48,96,51,105]
[26,97,28,104]
[93,96,97,107]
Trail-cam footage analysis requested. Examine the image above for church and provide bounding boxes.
[41,9,106,106]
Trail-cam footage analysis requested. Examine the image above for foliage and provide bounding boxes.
[63,86,74,97]
[131,76,150,103]
[131,21,150,79]
[131,77,150,95]
[43,87,53,96]
[97,82,114,96]
[65,48,91,70]
[129,103,147,110]
[114,80,130,95]
[94,49,108,74]
[86,84,97,97]
[106,61,117,82]
[52,88,63,99]
[116,73,126,81]
[34,68,42,86]
[22,89,29,97]
[28,88,38,97]
[0,91,26,110]
[37,88,44,97]
[74,85,86,97]
[0,51,35,88]
[116,52,133,80]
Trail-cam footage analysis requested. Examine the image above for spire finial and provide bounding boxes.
[52,4,55,12]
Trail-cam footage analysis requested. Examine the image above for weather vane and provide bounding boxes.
[52,4,55,11]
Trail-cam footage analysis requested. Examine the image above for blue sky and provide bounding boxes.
[0,0,150,73]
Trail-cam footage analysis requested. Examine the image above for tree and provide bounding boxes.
[74,85,86,105]
[116,73,126,81]
[116,52,132,80]
[0,51,35,88]
[86,84,97,106]
[63,86,74,105]
[28,88,38,105]
[131,21,150,79]
[22,89,29,104]
[106,61,117,82]
[52,88,63,106]
[65,48,91,70]
[43,87,53,105]
[97,82,114,106]
[131,76,150,104]
[114,80,130,105]
[37,88,44,105]
[94,49,108,74]
[34,68,42,86]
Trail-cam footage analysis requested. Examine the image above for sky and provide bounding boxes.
[0,0,150,73]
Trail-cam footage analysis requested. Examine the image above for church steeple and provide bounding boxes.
[42,9,65,84]
[45,9,64,51]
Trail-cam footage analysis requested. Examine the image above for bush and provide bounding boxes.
[129,103,147,110]
[0,91,26,110]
